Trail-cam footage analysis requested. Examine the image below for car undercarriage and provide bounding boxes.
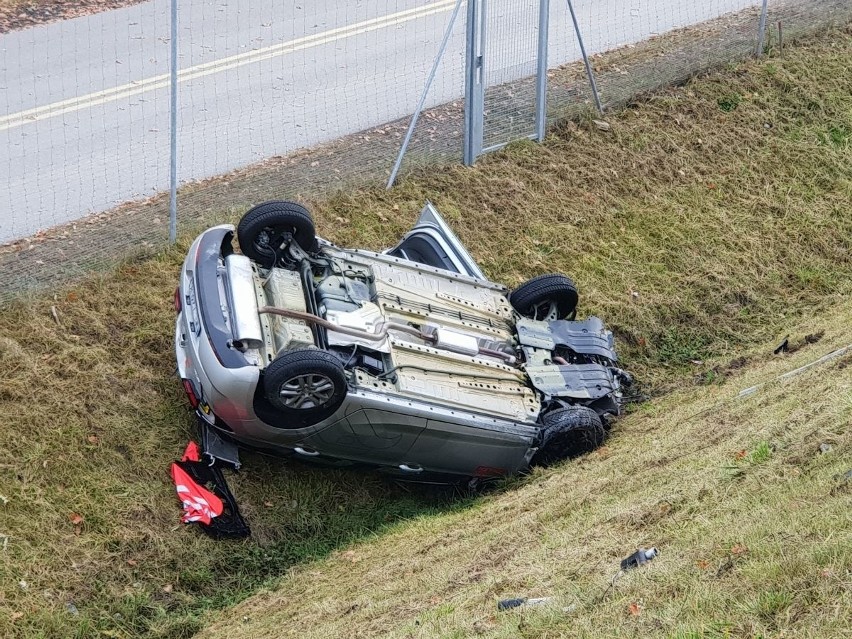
[175,201,630,479]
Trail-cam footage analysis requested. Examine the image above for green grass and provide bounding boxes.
[717,92,742,112]
[203,300,852,638]
[0,269,465,636]
[750,440,773,464]
[2,25,852,639]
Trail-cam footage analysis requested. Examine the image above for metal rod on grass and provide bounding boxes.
[168,0,178,243]
[755,0,769,57]
[387,0,464,189]
[566,0,602,114]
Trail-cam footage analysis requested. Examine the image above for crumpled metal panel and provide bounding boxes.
[525,362,619,399]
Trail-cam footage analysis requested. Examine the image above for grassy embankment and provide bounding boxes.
[205,299,852,639]
[0,25,850,638]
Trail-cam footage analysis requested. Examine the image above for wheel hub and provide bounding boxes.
[532,300,559,321]
[278,373,335,409]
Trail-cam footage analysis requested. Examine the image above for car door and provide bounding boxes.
[404,418,533,477]
[304,405,426,465]
[384,202,486,279]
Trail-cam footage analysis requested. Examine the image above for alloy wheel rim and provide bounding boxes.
[279,373,335,409]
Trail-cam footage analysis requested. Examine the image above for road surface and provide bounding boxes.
[0,0,758,243]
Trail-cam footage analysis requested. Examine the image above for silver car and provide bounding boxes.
[175,201,630,481]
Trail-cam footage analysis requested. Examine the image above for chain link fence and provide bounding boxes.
[1,0,850,300]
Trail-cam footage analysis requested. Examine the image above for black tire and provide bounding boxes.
[531,406,605,467]
[237,201,317,267]
[509,274,578,320]
[263,349,347,427]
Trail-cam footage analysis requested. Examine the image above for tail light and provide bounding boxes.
[174,286,182,313]
[181,378,200,409]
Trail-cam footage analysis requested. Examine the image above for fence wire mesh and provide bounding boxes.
[481,0,540,151]
[1,0,850,301]
[1,2,171,241]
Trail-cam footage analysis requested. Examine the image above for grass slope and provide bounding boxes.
[311,28,852,393]
[1,26,851,638]
[203,302,852,639]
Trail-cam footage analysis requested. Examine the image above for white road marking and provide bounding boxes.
[0,0,457,132]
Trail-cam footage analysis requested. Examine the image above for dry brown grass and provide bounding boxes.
[0,26,851,639]
[202,300,852,639]
[305,27,852,394]
[0,252,457,637]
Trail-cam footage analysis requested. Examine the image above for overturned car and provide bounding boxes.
[175,201,630,480]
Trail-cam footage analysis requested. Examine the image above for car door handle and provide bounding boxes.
[398,463,423,473]
[293,446,320,457]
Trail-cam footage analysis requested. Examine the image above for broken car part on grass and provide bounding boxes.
[170,441,250,539]
[620,547,659,570]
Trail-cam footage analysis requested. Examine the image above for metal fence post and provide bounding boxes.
[535,0,550,142]
[168,0,178,244]
[387,0,464,189]
[755,0,769,56]
[463,0,486,166]
[566,0,603,114]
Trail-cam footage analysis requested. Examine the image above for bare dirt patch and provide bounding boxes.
[0,0,146,33]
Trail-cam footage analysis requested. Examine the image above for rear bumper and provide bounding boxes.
[175,225,261,429]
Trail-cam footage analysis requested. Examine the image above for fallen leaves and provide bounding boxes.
[627,602,641,616]
[1,0,150,35]
[730,544,748,556]
[69,513,84,535]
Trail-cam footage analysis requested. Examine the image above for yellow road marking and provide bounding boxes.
[0,0,457,132]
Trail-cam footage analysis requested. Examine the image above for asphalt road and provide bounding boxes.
[0,0,758,243]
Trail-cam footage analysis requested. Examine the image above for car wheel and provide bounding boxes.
[509,273,578,320]
[264,349,347,426]
[237,200,317,267]
[531,406,604,467]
